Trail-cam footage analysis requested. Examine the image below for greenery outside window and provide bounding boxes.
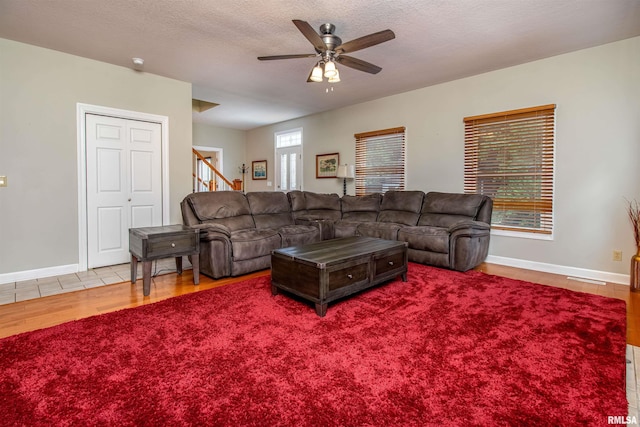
[464,105,555,235]
[354,127,406,196]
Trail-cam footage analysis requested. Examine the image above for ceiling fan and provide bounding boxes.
[258,20,395,83]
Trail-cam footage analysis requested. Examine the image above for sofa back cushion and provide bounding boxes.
[341,193,381,221]
[304,192,342,220]
[246,192,294,229]
[184,191,255,231]
[377,190,424,225]
[418,192,490,227]
[287,190,307,219]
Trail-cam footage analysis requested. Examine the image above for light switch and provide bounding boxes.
[0,176,6,187]
[267,181,272,187]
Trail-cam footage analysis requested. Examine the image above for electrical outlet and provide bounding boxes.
[613,250,623,262]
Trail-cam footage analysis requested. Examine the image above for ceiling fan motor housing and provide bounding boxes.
[318,23,341,52]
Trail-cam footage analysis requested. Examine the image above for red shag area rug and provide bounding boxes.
[0,263,627,426]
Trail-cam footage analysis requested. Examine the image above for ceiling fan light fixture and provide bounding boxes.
[310,64,324,82]
[328,69,340,83]
[323,60,337,78]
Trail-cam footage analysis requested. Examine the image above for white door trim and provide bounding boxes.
[77,103,170,271]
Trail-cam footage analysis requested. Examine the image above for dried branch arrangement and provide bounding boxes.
[627,199,640,247]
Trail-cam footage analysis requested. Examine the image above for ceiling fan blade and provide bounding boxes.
[292,19,326,52]
[335,30,395,54]
[258,54,317,61]
[335,55,382,74]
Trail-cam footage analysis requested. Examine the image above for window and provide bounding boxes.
[275,129,302,191]
[354,127,406,196]
[464,104,556,235]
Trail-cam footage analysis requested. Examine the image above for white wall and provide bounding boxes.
[247,36,640,281]
[0,38,193,276]
[192,123,247,187]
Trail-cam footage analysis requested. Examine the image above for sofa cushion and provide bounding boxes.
[421,192,485,217]
[398,226,450,254]
[287,190,306,215]
[341,193,381,221]
[305,192,340,210]
[246,192,294,229]
[377,191,424,226]
[380,191,424,212]
[334,220,363,238]
[187,191,251,221]
[356,222,404,241]
[185,192,255,231]
[278,224,320,247]
[304,192,342,221]
[230,228,281,261]
[418,192,487,227]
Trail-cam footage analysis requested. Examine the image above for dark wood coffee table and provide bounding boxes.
[271,237,408,316]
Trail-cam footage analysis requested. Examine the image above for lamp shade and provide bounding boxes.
[323,61,337,78]
[328,69,340,83]
[337,164,355,179]
[310,65,323,82]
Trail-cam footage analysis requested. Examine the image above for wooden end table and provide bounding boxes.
[129,225,200,296]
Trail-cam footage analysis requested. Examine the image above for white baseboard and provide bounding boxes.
[0,264,79,285]
[486,255,630,285]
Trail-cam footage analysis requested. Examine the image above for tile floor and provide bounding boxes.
[0,258,192,305]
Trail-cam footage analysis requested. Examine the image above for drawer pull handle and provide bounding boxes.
[171,243,176,248]
[347,274,353,279]
[388,261,394,266]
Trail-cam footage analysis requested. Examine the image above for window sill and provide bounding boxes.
[490,228,554,241]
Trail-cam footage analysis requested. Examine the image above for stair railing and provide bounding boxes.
[192,148,242,192]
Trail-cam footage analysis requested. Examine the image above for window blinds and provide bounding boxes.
[354,127,406,196]
[464,105,555,234]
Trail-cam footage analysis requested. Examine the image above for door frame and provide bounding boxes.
[76,103,170,271]
[274,128,304,192]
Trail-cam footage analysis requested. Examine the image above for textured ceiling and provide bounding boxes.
[1,0,639,130]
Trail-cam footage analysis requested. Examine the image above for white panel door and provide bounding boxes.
[86,114,162,268]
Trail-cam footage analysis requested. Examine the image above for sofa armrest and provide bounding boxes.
[448,220,490,235]
[448,221,491,272]
[188,223,232,239]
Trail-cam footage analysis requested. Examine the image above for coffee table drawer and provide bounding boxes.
[328,261,369,291]
[375,251,405,277]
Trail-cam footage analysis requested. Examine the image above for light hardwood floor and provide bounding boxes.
[1,263,638,345]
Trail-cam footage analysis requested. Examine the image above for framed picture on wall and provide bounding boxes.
[252,160,267,180]
[316,153,339,178]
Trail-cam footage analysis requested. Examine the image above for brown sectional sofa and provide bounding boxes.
[181,190,492,279]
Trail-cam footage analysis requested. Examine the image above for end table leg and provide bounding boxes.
[402,271,407,282]
[176,257,183,275]
[131,255,138,283]
[271,284,279,296]
[143,261,152,296]
[315,302,327,317]
[192,254,199,285]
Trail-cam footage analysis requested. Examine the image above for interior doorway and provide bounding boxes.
[193,145,223,192]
